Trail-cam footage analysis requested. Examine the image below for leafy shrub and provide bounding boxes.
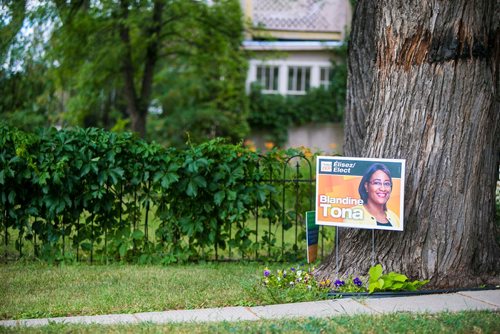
[0,123,313,264]
[248,85,344,146]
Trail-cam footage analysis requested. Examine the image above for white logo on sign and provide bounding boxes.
[320,161,332,172]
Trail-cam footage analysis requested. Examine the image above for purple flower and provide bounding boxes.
[334,279,345,288]
[290,267,296,272]
[264,269,270,277]
[353,277,363,287]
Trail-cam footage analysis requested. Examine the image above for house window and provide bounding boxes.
[288,66,311,94]
[320,67,332,89]
[256,65,279,92]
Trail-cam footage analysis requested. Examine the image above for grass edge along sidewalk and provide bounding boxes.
[0,312,498,334]
[2,263,500,320]
[1,290,499,330]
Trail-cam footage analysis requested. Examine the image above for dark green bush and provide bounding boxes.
[0,123,312,264]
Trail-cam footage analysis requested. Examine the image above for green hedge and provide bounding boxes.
[0,124,312,264]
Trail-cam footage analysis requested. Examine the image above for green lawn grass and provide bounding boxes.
[1,262,283,320]
[1,262,499,333]
[0,312,499,334]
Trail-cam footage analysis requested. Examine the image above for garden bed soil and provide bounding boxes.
[328,286,500,299]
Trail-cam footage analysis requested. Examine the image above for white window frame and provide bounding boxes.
[247,59,332,96]
[320,66,332,89]
[255,65,280,93]
[287,66,311,95]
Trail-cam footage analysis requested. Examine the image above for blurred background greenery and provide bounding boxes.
[1,0,347,149]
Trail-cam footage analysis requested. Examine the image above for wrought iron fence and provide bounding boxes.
[1,147,331,264]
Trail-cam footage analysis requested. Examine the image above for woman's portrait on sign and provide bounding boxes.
[343,163,400,229]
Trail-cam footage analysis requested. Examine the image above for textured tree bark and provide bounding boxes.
[343,0,377,157]
[317,0,500,288]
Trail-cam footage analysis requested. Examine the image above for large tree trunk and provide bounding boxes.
[343,0,376,157]
[317,0,500,288]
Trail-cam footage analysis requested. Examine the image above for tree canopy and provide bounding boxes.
[1,0,249,145]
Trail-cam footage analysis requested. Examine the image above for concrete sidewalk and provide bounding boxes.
[1,290,499,328]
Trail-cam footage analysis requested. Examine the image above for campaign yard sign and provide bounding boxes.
[315,156,405,231]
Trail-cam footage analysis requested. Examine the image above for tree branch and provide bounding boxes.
[118,0,138,117]
[139,0,164,114]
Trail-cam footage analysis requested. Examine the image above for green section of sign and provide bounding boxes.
[306,211,319,246]
[307,211,316,230]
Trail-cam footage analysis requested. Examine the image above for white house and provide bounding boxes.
[241,0,351,96]
[240,0,352,152]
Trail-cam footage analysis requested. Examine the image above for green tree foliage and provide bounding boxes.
[0,62,57,130]
[1,1,60,130]
[147,0,249,147]
[1,0,249,143]
[0,0,27,62]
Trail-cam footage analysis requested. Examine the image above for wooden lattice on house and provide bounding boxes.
[252,0,339,32]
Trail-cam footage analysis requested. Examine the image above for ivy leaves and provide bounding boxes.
[0,124,300,263]
[368,264,429,293]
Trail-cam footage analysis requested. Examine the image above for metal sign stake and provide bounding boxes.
[335,226,339,277]
[371,229,376,266]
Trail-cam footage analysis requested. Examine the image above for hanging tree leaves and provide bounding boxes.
[1,0,249,143]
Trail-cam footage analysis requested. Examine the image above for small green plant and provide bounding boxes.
[367,264,429,293]
[257,266,330,304]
